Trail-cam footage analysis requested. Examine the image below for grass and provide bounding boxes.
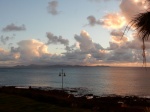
[0,87,150,112]
[0,93,92,112]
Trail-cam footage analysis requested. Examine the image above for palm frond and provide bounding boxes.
[131,11,150,66]
[132,11,150,40]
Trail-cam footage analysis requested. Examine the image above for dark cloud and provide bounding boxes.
[0,48,17,61]
[46,32,69,46]
[65,44,76,52]
[47,0,60,15]
[0,35,14,45]
[107,48,135,62]
[87,16,97,26]
[2,23,26,32]
[110,30,124,37]
[86,15,103,26]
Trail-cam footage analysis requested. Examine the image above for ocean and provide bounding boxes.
[0,66,150,97]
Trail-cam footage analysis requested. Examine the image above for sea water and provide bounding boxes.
[0,66,150,97]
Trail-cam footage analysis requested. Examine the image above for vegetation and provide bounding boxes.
[0,93,91,112]
[128,0,150,65]
[0,86,150,112]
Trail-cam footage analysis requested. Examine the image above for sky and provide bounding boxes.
[0,0,150,67]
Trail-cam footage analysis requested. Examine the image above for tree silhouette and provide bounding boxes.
[129,1,150,65]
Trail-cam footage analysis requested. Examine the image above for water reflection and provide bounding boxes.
[0,67,150,96]
[106,67,150,96]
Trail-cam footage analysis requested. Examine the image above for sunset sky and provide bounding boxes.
[0,0,150,67]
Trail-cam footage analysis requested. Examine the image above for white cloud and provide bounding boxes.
[86,13,126,29]
[120,0,148,22]
[100,13,126,29]
[10,39,51,65]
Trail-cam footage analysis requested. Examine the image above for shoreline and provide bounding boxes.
[1,85,150,98]
[0,86,150,111]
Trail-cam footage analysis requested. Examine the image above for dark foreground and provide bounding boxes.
[0,86,150,112]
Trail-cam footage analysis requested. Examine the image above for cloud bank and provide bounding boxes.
[0,0,150,67]
[1,29,150,67]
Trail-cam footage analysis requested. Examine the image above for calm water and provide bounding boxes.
[0,67,150,96]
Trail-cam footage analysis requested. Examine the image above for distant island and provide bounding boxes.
[0,64,110,68]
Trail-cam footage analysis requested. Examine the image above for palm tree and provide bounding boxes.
[129,1,150,65]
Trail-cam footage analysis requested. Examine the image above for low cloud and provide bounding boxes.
[47,0,60,15]
[10,39,53,65]
[2,23,26,32]
[1,30,150,66]
[74,30,103,52]
[0,48,18,62]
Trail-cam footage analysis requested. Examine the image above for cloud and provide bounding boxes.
[0,48,18,62]
[15,39,49,58]
[74,30,93,51]
[1,29,150,66]
[0,35,14,45]
[74,30,103,52]
[72,30,107,63]
[9,39,55,65]
[86,13,126,29]
[46,32,69,46]
[110,30,124,37]
[100,13,126,29]
[107,48,135,62]
[84,0,150,66]
[87,16,97,26]
[87,0,147,30]
[110,30,128,44]
[2,23,26,32]
[47,0,60,15]
[65,44,76,52]
[86,15,103,26]
[120,0,148,22]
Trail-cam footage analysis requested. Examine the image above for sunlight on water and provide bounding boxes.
[0,67,150,96]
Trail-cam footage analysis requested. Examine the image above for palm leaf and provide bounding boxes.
[131,11,150,65]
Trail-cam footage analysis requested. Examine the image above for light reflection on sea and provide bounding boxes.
[0,67,150,97]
